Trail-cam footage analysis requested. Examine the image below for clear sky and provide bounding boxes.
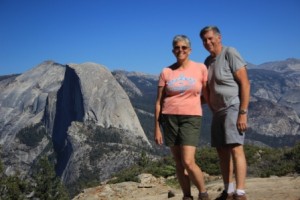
[1,0,299,75]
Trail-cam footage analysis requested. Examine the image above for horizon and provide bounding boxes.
[1,57,299,77]
[1,0,300,75]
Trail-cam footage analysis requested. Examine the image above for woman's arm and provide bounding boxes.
[154,86,164,145]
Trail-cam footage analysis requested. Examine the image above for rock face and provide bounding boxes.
[247,59,300,146]
[68,63,146,133]
[0,61,151,186]
[0,61,66,177]
[0,61,65,146]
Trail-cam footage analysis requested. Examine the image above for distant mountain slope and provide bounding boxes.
[259,58,300,72]
[113,58,300,148]
[111,70,167,154]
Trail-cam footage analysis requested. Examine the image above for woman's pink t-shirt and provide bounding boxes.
[158,60,207,116]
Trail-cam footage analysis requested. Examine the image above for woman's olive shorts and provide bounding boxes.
[160,114,202,147]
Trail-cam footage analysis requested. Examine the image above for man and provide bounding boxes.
[199,26,250,200]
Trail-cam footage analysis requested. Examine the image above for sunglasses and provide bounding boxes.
[173,46,189,51]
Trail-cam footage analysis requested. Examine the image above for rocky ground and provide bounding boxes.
[72,173,300,200]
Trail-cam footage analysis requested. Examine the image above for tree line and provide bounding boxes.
[1,142,299,199]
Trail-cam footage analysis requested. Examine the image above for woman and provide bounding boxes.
[154,35,210,200]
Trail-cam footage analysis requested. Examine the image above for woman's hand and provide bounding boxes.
[155,128,163,145]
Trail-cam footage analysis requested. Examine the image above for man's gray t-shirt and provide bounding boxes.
[204,46,247,113]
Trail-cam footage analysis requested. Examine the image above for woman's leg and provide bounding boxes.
[181,145,207,193]
[170,145,191,197]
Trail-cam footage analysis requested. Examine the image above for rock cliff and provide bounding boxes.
[0,61,151,187]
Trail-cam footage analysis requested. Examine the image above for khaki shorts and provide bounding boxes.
[160,114,202,147]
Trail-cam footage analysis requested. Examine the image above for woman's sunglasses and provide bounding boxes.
[173,46,189,51]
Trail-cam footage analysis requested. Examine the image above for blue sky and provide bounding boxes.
[1,0,299,75]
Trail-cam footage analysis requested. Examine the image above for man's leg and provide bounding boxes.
[217,147,234,192]
[231,144,247,191]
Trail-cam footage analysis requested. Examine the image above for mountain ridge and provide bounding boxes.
[0,57,300,196]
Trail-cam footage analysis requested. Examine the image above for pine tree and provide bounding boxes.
[33,156,69,200]
[0,157,29,200]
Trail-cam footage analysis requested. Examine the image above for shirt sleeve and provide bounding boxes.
[158,68,167,87]
[226,47,247,73]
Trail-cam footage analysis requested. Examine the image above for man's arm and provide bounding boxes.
[234,66,250,132]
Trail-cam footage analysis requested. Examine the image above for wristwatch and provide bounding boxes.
[239,109,248,115]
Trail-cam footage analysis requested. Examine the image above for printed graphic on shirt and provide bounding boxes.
[167,73,196,95]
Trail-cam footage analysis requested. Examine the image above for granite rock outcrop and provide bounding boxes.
[0,61,151,186]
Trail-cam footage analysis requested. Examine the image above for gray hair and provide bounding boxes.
[199,26,221,39]
[172,35,191,48]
